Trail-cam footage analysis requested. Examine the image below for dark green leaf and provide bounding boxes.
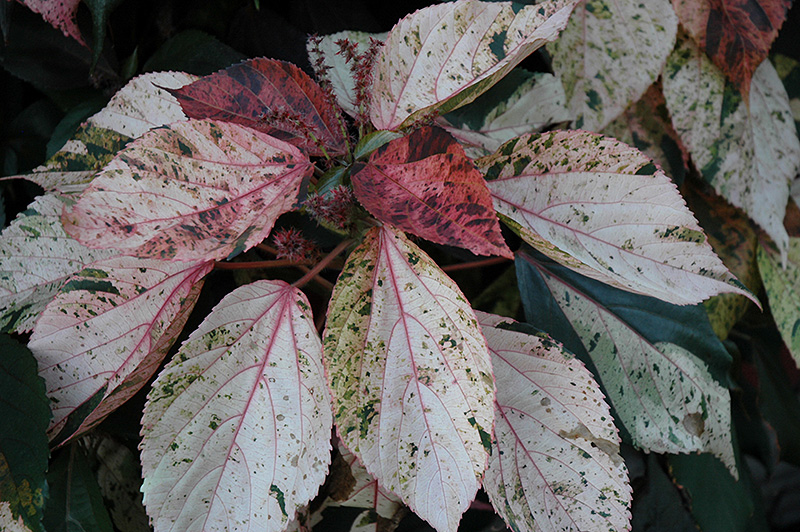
[45,98,107,158]
[43,445,114,532]
[0,334,50,532]
[84,0,125,71]
[630,455,697,532]
[142,29,245,76]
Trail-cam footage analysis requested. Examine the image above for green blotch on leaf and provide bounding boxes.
[489,30,507,61]
[586,89,602,111]
[61,279,119,295]
[270,484,287,516]
[467,416,492,455]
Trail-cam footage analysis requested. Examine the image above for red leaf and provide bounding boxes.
[170,58,347,156]
[672,0,791,95]
[351,126,511,258]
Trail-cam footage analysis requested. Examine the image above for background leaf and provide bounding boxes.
[548,0,678,130]
[324,226,494,532]
[141,280,331,532]
[480,130,753,305]
[351,126,511,258]
[369,0,578,130]
[478,312,631,532]
[757,238,800,368]
[64,119,311,261]
[16,0,85,45]
[0,335,50,532]
[663,33,800,260]
[29,257,212,444]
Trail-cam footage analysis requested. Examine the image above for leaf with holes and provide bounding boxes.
[9,72,197,194]
[170,58,347,156]
[351,126,511,258]
[28,257,212,444]
[516,251,737,476]
[63,119,312,261]
[324,226,494,532]
[757,239,800,369]
[548,0,677,131]
[0,194,116,333]
[662,34,800,261]
[477,312,631,532]
[141,280,331,532]
[671,0,790,95]
[478,130,753,305]
[369,0,578,130]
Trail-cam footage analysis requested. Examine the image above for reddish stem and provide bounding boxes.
[293,239,353,289]
[214,259,299,270]
[441,257,510,272]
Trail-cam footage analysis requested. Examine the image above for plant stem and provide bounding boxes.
[293,238,353,289]
[214,259,300,270]
[441,257,510,272]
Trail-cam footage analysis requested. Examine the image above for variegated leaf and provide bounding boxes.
[518,253,737,476]
[478,130,754,306]
[662,34,800,261]
[324,226,494,532]
[0,194,116,333]
[369,0,578,130]
[757,239,800,369]
[63,119,312,261]
[29,257,211,444]
[478,312,631,532]
[141,280,331,532]
[351,126,511,258]
[548,0,678,131]
[18,0,84,44]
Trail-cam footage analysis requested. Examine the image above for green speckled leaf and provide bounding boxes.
[479,130,754,306]
[548,0,677,131]
[773,53,800,136]
[324,226,493,532]
[663,34,800,261]
[370,0,578,130]
[478,312,631,532]
[141,280,331,532]
[757,238,800,368]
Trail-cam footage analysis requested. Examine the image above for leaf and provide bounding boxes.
[0,194,117,333]
[547,0,678,131]
[369,0,578,130]
[170,58,347,156]
[141,280,331,532]
[63,119,312,261]
[439,70,572,157]
[630,456,698,532]
[350,126,511,258]
[17,0,85,45]
[662,34,800,261]
[326,443,403,519]
[0,502,35,532]
[28,257,212,444]
[757,238,800,368]
[477,313,631,532]
[0,335,50,532]
[11,71,197,193]
[324,226,494,532]
[142,29,247,76]
[307,30,387,118]
[43,445,114,532]
[671,0,791,96]
[516,251,738,476]
[479,130,754,306]
[773,54,800,136]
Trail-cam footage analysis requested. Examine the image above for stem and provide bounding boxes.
[293,238,353,289]
[214,259,301,270]
[441,257,510,272]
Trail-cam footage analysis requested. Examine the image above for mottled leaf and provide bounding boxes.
[351,126,511,258]
[141,280,331,532]
[516,252,737,476]
[479,130,754,306]
[548,0,677,131]
[324,226,494,532]
[171,58,347,156]
[369,0,578,130]
[11,72,196,193]
[0,194,116,333]
[63,119,312,261]
[29,257,212,444]
[0,502,34,532]
[0,335,50,532]
[672,0,791,95]
[440,70,572,157]
[307,31,387,118]
[757,238,800,369]
[663,34,800,261]
[18,0,85,45]
[478,313,631,532]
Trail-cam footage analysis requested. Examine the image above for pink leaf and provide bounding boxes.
[170,58,347,156]
[141,280,331,532]
[477,312,631,532]
[324,226,494,532]
[18,0,85,45]
[28,257,212,444]
[351,126,511,258]
[63,119,312,261]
